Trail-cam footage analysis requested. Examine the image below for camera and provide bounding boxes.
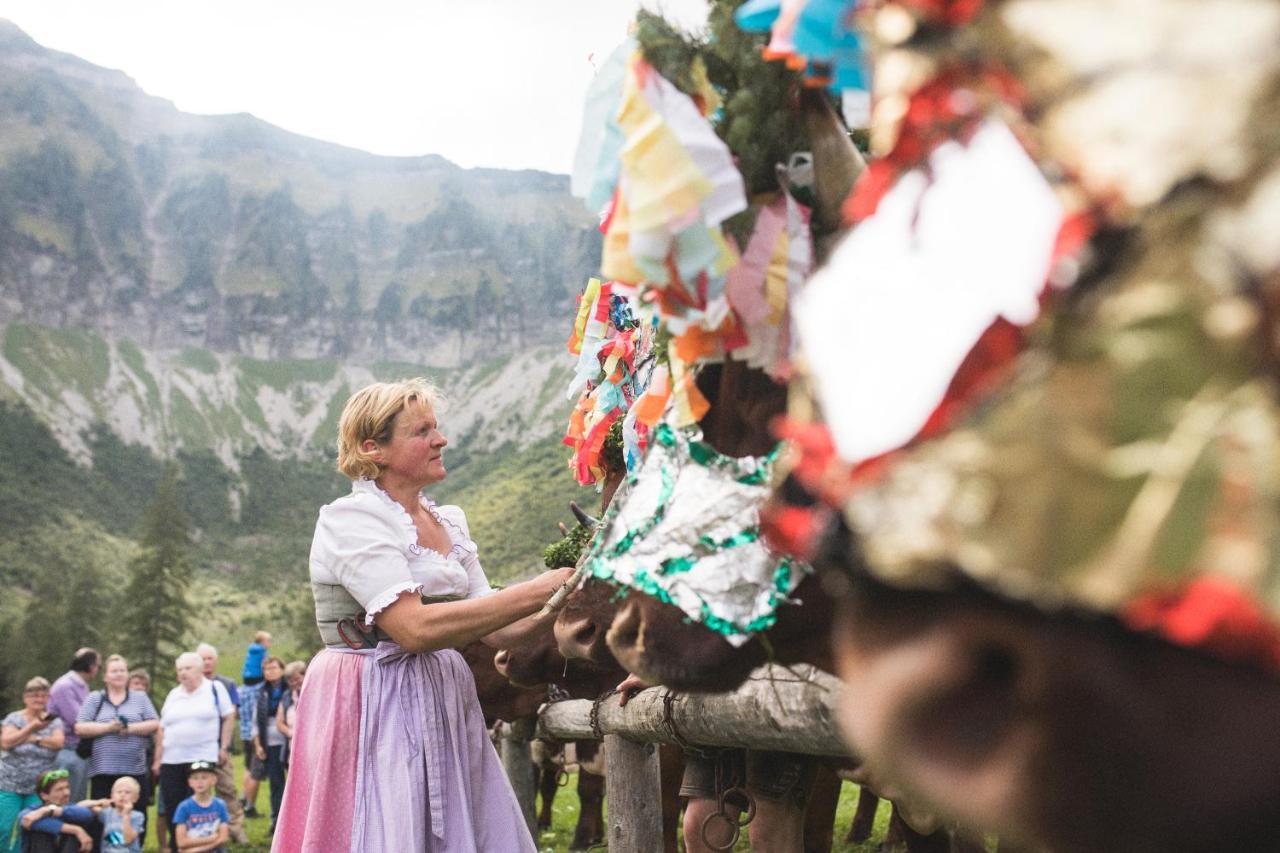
[116,716,129,729]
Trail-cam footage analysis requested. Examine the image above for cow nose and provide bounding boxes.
[554,615,599,661]
[831,601,1047,836]
[606,599,645,667]
[493,649,511,676]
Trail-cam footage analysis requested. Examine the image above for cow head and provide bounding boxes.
[553,577,627,670]
[495,615,625,699]
[459,640,544,725]
[827,562,1280,852]
[604,572,834,692]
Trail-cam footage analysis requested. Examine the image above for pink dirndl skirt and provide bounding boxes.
[271,644,535,853]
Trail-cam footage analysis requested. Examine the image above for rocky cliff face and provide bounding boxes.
[0,19,599,366]
[0,322,574,467]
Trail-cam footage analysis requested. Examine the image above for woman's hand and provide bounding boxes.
[543,565,578,593]
[616,674,650,707]
[255,743,266,761]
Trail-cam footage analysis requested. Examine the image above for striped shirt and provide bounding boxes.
[76,689,158,776]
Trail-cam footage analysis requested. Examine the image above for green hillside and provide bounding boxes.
[0,394,587,703]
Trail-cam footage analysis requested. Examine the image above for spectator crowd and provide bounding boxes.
[0,632,305,852]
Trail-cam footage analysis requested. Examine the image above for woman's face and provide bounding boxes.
[23,689,48,714]
[374,402,448,486]
[286,672,305,692]
[128,676,149,693]
[176,658,203,689]
[264,660,284,682]
[104,660,128,690]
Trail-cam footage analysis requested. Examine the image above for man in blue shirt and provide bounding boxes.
[238,631,270,818]
[19,768,99,853]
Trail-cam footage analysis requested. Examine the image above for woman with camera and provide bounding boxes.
[0,677,65,853]
[74,654,159,842]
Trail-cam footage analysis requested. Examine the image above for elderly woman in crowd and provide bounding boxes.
[251,656,287,835]
[153,652,234,851]
[275,661,306,769]
[272,379,574,851]
[0,678,65,853]
[74,654,158,841]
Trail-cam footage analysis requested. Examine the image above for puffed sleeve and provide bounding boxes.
[314,497,423,622]
[435,505,493,599]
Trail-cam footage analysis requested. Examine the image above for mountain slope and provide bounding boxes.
[0,18,600,364]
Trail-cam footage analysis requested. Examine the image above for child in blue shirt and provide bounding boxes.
[240,631,271,687]
[173,762,229,853]
[99,776,145,853]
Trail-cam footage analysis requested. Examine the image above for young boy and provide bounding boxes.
[172,762,229,853]
[98,776,145,853]
[240,631,271,687]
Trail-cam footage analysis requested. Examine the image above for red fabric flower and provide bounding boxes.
[899,0,986,26]
[1124,577,1280,672]
[760,502,828,561]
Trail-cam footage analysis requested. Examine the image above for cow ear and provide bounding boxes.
[831,598,1049,838]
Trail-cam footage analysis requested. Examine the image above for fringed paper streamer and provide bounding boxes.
[567,277,602,355]
[571,40,633,215]
[724,191,814,375]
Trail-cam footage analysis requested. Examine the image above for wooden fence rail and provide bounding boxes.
[498,666,852,853]
[536,665,849,756]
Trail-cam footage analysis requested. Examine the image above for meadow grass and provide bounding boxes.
[138,755,896,852]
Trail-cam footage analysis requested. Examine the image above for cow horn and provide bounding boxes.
[570,500,600,529]
[800,88,866,256]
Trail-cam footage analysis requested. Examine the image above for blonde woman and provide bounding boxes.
[74,654,158,842]
[272,379,573,852]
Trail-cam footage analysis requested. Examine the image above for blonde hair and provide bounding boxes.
[336,378,443,480]
[111,776,141,796]
[283,660,307,679]
[23,677,50,694]
[104,654,127,670]
[254,631,272,645]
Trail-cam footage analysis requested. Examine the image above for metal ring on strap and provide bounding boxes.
[700,810,740,852]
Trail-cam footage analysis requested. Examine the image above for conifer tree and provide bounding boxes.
[120,466,193,690]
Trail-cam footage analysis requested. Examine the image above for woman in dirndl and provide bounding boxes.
[271,379,573,853]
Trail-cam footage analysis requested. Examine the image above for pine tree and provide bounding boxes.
[119,467,193,691]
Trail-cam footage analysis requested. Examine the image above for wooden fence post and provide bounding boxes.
[605,734,665,853]
[499,717,538,841]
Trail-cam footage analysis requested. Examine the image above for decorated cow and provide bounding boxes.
[772,0,1280,850]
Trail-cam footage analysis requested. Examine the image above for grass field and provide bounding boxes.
[138,752,897,852]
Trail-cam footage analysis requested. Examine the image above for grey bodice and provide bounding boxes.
[313,581,463,648]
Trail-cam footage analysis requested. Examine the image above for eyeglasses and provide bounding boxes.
[38,769,69,790]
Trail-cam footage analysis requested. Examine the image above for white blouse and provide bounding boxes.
[310,479,493,624]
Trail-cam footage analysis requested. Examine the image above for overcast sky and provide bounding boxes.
[0,0,709,173]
